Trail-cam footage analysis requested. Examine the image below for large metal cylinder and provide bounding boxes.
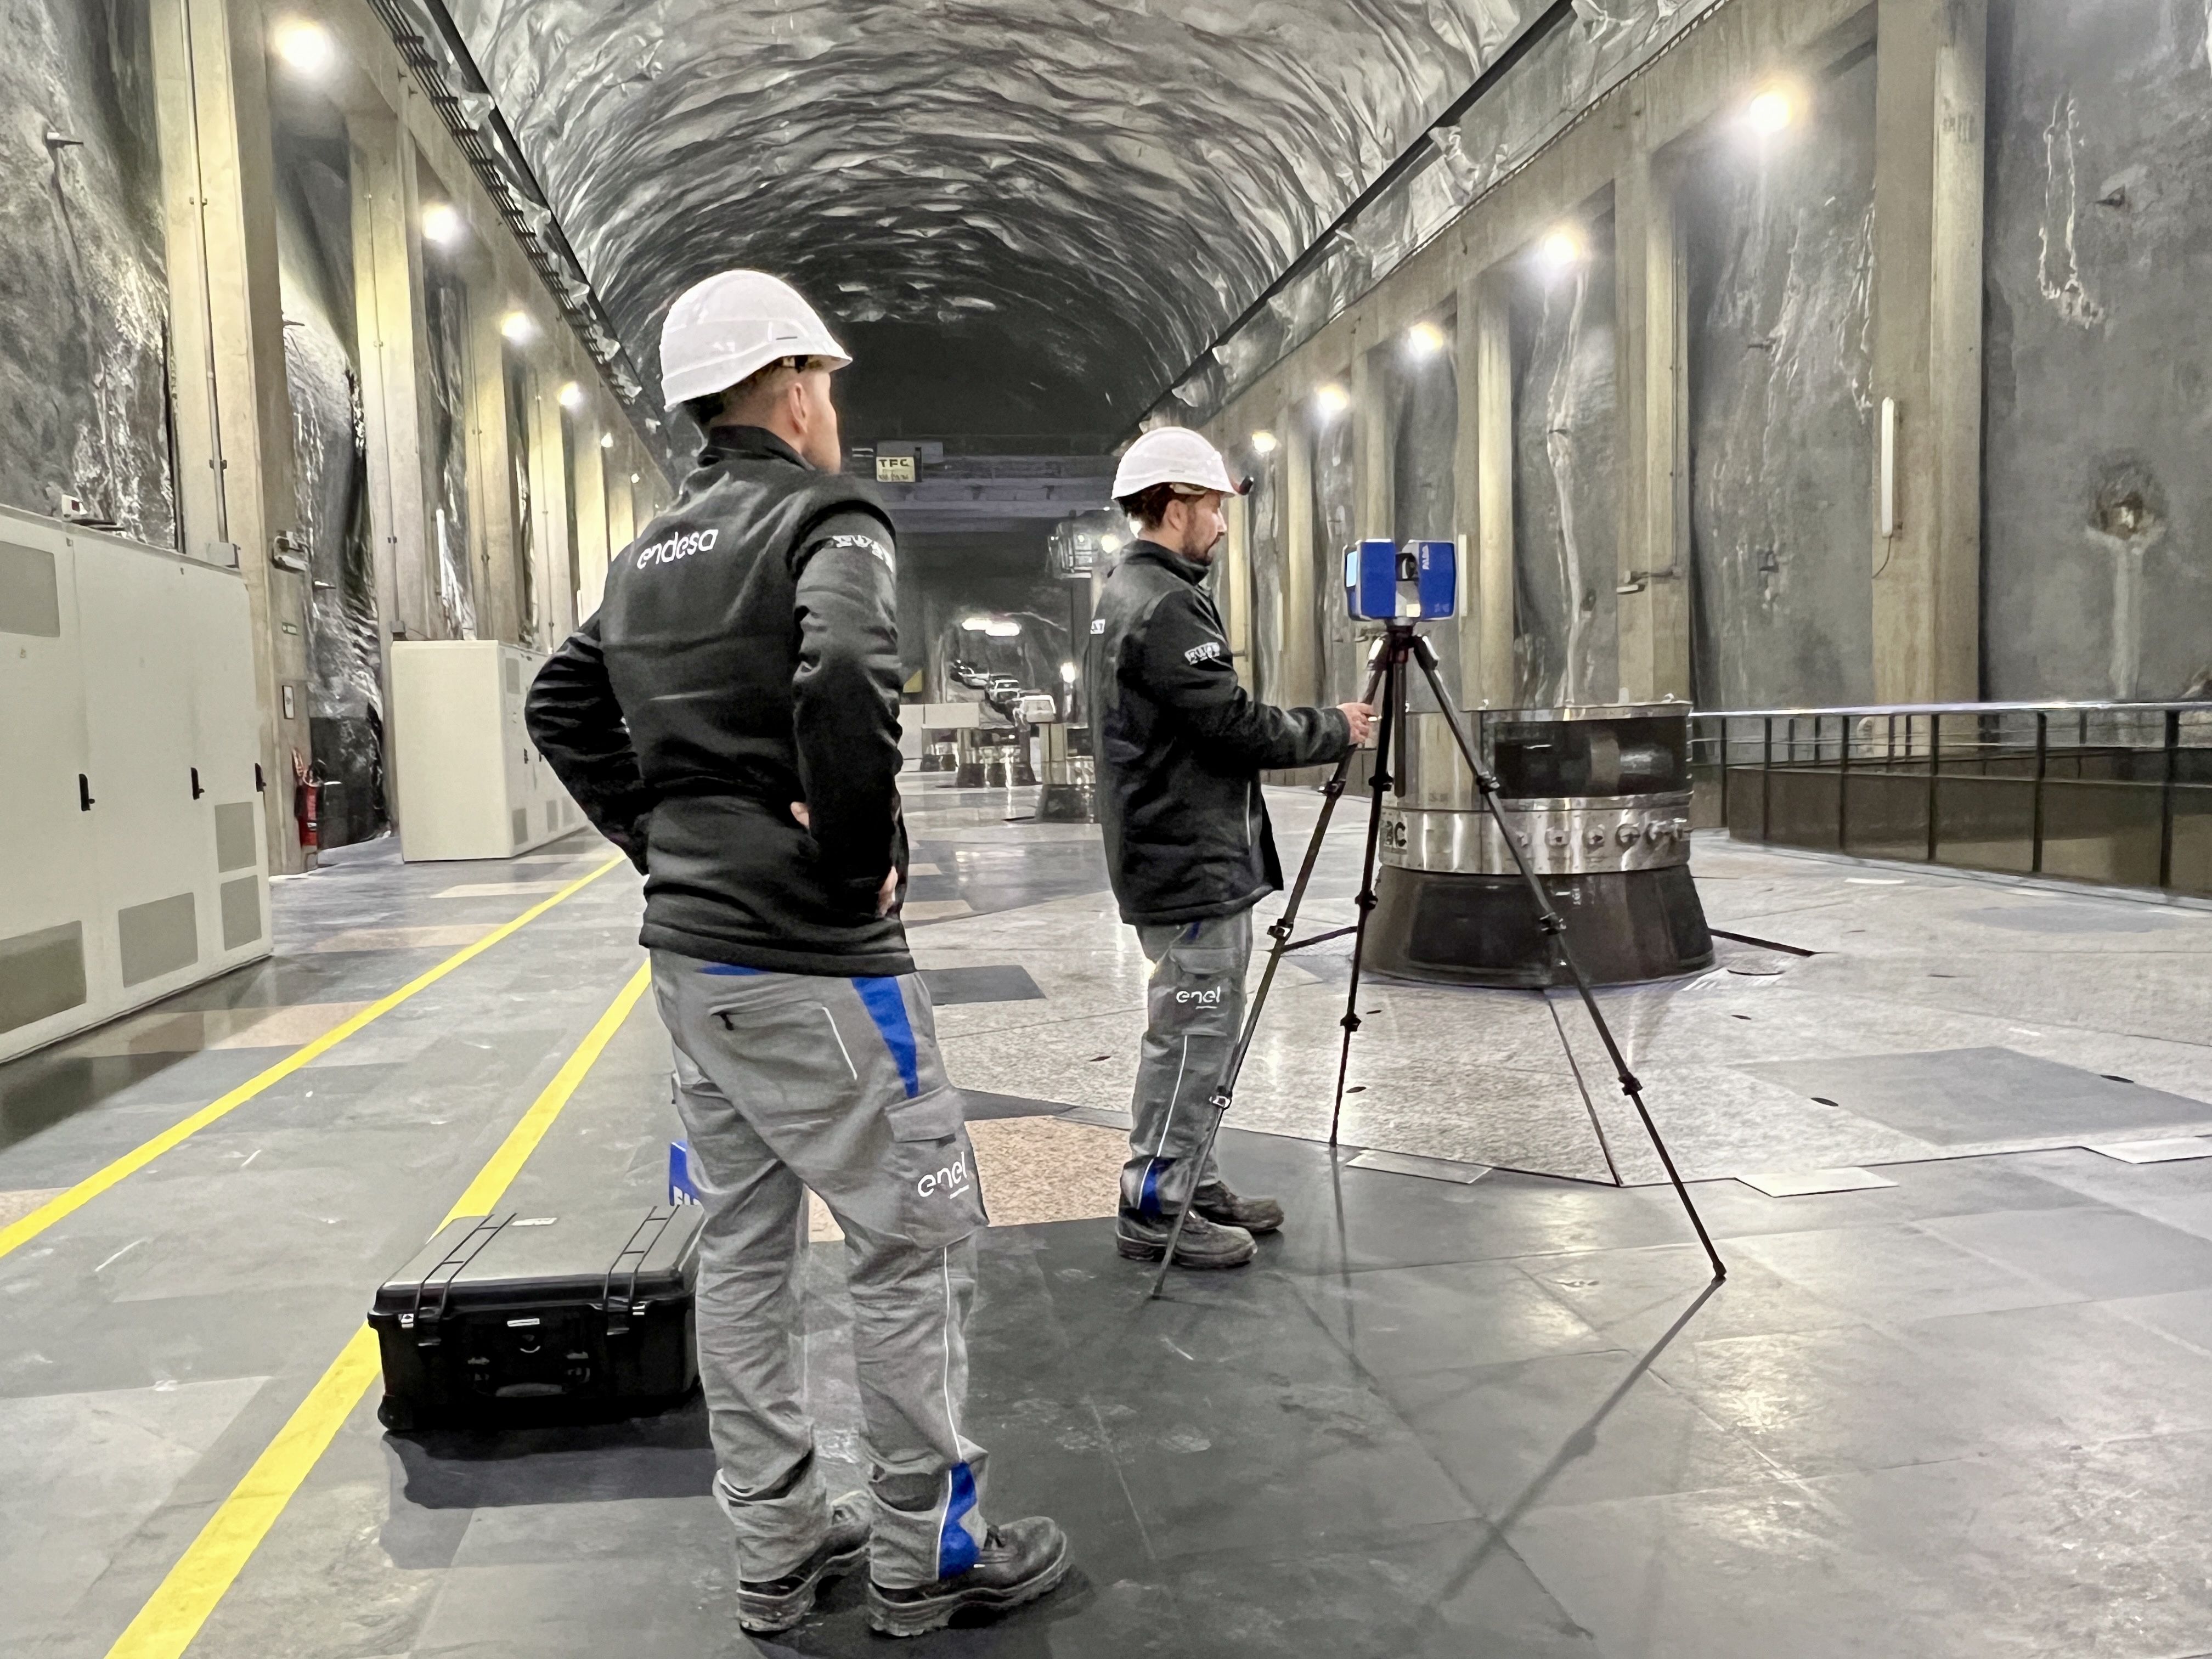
[1367,702,1713,987]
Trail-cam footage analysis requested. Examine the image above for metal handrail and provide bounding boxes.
[1685,703,2209,898]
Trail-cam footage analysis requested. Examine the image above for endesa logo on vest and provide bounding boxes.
[634,527,719,568]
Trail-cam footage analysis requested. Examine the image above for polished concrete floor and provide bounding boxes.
[3,781,2210,1657]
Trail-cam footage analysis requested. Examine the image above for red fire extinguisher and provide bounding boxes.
[292,748,321,855]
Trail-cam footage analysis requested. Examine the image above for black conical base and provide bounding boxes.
[1367,862,1713,988]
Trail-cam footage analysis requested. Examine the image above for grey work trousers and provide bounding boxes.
[651,950,990,1589]
[1121,909,1252,1216]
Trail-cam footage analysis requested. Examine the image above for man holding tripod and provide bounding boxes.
[1086,427,1375,1269]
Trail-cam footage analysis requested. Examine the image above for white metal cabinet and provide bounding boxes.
[390,640,584,861]
[0,506,270,1064]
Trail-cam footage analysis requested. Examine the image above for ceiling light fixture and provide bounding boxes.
[1249,430,1279,455]
[500,310,538,345]
[1099,532,1122,552]
[1537,228,1583,274]
[599,432,614,450]
[961,615,990,631]
[1314,383,1350,419]
[1407,321,1447,358]
[985,619,1022,637]
[421,204,463,248]
[1746,86,1795,135]
[1059,661,1078,684]
[557,381,584,410]
[272,18,335,75]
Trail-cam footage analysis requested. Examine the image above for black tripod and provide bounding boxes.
[1147,623,1726,1299]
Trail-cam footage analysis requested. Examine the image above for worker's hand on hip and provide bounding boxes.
[877,868,899,916]
[1339,702,1376,744]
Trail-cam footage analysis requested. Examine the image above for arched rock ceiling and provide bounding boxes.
[447,0,1542,442]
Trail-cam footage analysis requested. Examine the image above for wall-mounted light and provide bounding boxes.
[599,432,614,450]
[1314,383,1350,420]
[629,472,641,484]
[272,18,335,75]
[500,310,538,345]
[1537,228,1583,274]
[557,381,584,410]
[961,615,990,631]
[1745,84,1796,136]
[1406,320,1447,358]
[985,619,1023,638]
[1249,429,1279,455]
[421,204,464,249]
[1059,661,1078,684]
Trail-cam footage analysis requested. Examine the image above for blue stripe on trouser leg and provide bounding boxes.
[938,1461,983,1576]
[853,976,921,1097]
[1138,1157,1171,1216]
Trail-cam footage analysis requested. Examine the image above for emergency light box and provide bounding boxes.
[1344,538,1457,621]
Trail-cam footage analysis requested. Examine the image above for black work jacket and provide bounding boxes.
[526,427,912,975]
[1085,540,1352,926]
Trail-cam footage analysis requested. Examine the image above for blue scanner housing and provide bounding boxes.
[1344,538,1457,621]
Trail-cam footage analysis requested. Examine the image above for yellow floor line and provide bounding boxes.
[0,855,627,1263]
[104,959,655,1659]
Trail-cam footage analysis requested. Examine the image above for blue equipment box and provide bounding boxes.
[1344,538,1457,621]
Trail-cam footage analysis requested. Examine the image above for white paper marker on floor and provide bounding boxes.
[1739,1167,1899,1197]
[1346,1148,1491,1185]
[2083,1138,2212,1164]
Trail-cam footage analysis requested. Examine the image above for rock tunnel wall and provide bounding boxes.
[1681,46,1877,710]
[1510,219,1619,708]
[0,0,174,545]
[273,124,388,848]
[1983,0,2212,701]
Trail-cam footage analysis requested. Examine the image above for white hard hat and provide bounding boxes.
[659,270,850,409]
[1112,426,1249,500]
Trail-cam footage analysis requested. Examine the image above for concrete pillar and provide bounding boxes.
[348,109,436,646]
[1450,285,1485,708]
[1221,492,1252,685]
[606,455,637,550]
[574,431,611,617]
[1352,342,1389,542]
[1282,414,1319,706]
[1615,146,1692,702]
[1471,274,1517,708]
[152,0,311,872]
[466,291,523,644]
[526,380,577,647]
[1870,0,1986,703]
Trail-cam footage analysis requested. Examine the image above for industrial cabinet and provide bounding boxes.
[389,640,585,860]
[0,505,272,1065]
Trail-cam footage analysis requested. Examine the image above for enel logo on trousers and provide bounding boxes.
[1173,985,1223,1005]
[917,1154,970,1198]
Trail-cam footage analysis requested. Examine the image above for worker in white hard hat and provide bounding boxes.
[1084,425,1376,1269]
[528,269,1068,1638]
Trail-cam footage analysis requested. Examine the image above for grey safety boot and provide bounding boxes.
[867,1515,1073,1638]
[735,1493,870,1634]
[1115,1206,1257,1268]
[1193,1178,1285,1235]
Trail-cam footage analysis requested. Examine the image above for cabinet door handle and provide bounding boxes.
[191,766,205,800]
[79,774,94,811]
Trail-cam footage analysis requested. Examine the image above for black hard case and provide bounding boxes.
[368,1206,703,1429]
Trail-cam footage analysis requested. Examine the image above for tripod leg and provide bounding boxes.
[1147,654,1387,1300]
[1405,639,1726,1283]
[1328,646,1400,1148]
